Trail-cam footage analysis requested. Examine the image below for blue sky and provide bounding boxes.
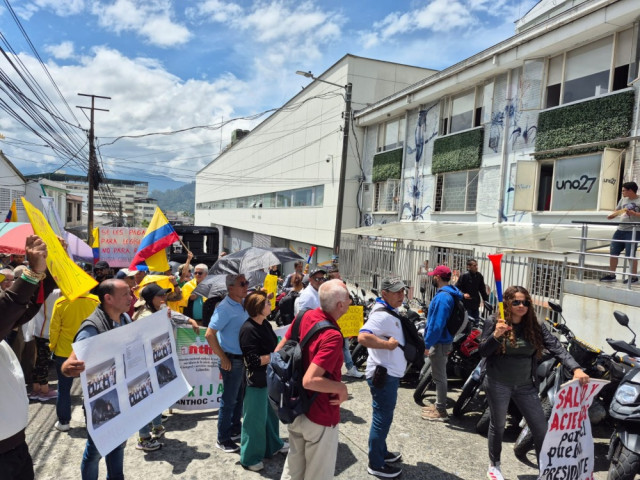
[0,0,537,191]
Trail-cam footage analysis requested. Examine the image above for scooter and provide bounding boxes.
[607,311,640,480]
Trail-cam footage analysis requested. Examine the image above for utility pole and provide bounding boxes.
[77,93,110,245]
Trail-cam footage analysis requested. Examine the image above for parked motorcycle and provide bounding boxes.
[606,311,640,480]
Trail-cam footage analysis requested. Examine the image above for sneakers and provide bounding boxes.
[230,431,241,441]
[278,441,289,454]
[384,451,402,463]
[54,421,70,432]
[624,277,639,285]
[246,461,264,472]
[38,390,58,402]
[345,366,365,378]
[216,439,240,453]
[136,437,162,451]
[28,392,40,401]
[600,274,616,282]
[367,463,402,478]
[421,405,449,422]
[487,464,504,480]
[161,414,169,423]
[151,425,166,439]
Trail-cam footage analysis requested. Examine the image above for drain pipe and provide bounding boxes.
[497,70,513,223]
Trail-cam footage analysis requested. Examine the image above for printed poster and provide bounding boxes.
[173,325,289,411]
[538,379,608,480]
[98,227,146,268]
[72,312,190,456]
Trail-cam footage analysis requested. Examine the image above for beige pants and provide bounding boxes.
[280,414,339,480]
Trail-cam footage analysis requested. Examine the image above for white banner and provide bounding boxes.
[538,379,608,480]
[172,324,289,411]
[72,312,191,457]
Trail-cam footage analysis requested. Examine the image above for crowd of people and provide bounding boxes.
[0,239,594,480]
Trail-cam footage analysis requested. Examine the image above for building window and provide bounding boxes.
[373,179,400,213]
[377,117,405,152]
[441,87,484,135]
[66,202,72,222]
[76,204,81,221]
[434,170,479,212]
[545,29,633,108]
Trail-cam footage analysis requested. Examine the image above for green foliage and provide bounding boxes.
[150,181,195,214]
[432,127,483,174]
[372,148,403,183]
[535,90,635,159]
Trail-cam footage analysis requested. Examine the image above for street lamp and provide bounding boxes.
[296,70,352,262]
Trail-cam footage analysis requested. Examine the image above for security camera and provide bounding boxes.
[326,155,332,163]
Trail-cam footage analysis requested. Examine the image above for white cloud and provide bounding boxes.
[13,0,84,19]
[187,0,242,23]
[44,41,75,60]
[91,0,191,47]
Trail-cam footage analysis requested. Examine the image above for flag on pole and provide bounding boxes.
[129,207,179,272]
[91,227,100,265]
[306,246,317,264]
[4,200,17,222]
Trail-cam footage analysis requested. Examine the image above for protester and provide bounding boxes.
[29,288,62,402]
[357,277,406,478]
[49,291,101,432]
[182,263,208,323]
[455,258,489,319]
[177,251,194,287]
[61,279,135,479]
[278,279,350,480]
[13,264,38,390]
[293,268,326,315]
[0,235,56,480]
[283,261,303,290]
[238,290,288,471]
[287,273,304,294]
[480,286,589,480]
[601,181,640,283]
[93,260,112,283]
[422,265,463,422]
[8,253,26,269]
[205,273,249,453]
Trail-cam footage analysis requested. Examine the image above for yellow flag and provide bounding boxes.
[21,197,97,301]
[145,249,170,273]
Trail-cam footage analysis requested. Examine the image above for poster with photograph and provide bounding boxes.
[172,325,288,411]
[72,312,190,457]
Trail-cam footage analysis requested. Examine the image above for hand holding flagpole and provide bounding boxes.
[488,253,505,321]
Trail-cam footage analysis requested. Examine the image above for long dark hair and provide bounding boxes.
[502,286,544,359]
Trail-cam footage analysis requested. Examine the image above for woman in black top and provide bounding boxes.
[239,290,286,471]
[480,286,589,480]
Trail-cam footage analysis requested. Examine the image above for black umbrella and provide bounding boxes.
[192,270,268,298]
[209,247,304,276]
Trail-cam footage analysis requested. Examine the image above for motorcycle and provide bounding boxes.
[606,311,640,480]
[513,304,631,459]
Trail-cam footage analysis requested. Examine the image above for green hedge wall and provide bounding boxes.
[372,148,403,182]
[534,89,635,159]
[432,127,484,174]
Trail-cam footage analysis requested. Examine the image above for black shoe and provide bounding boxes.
[384,451,402,463]
[230,432,241,441]
[600,274,616,282]
[624,277,639,285]
[216,439,239,453]
[368,463,402,478]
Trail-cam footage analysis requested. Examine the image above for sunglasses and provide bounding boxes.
[511,300,531,307]
[234,281,249,287]
[194,271,206,275]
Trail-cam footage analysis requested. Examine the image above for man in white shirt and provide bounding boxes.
[357,277,407,479]
[294,268,326,315]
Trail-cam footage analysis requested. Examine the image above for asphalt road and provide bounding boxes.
[25,365,613,480]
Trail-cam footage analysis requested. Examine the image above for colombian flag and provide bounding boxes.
[129,207,179,273]
[91,227,100,265]
[4,200,17,222]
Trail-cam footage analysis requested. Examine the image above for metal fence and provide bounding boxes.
[340,234,567,320]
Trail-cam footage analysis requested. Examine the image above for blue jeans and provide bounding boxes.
[367,375,400,469]
[218,357,245,443]
[343,338,354,370]
[54,355,74,425]
[486,376,547,465]
[138,415,162,439]
[81,433,125,480]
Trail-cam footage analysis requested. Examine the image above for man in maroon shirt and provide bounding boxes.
[277,279,350,480]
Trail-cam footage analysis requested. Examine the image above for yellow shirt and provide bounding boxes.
[171,278,207,313]
[49,294,100,358]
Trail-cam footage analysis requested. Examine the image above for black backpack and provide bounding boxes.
[278,290,300,326]
[266,310,340,424]
[438,290,468,336]
[382,307,425,368]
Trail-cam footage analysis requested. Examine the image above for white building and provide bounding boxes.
[195,55,436,264]
[344,0,640,348]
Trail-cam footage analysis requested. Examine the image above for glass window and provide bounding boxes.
[262,193,275,208]
[435,170,479,212]
[377,118,405,152]
[373,180,400,212]
[450,90,475,133]
[276,190,291,208]
[314,185,324,206]
[293,188,313,206]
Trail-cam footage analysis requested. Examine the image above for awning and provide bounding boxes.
[342,221,613,257]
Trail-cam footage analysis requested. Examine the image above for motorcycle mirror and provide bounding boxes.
[614,310,629,327]
[372,288,379,297]
[361,288,366,298]
[354,283,359,288]
[548,301,562,313]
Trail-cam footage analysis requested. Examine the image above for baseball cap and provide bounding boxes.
[94,260,110,270]
[381,277,405,292]
[116,268,136,279]
[136,283,172,308]
[428,265,452,277]
[310,268,327,277]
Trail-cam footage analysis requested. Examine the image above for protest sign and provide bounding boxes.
[338,305,364,337]
[72,312,190,456]
[99,227,146,268]
[22,197,97,301]
[172,324,290,411]
[538,379,608,480]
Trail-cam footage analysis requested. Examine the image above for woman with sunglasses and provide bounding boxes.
[480,286,589,480]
